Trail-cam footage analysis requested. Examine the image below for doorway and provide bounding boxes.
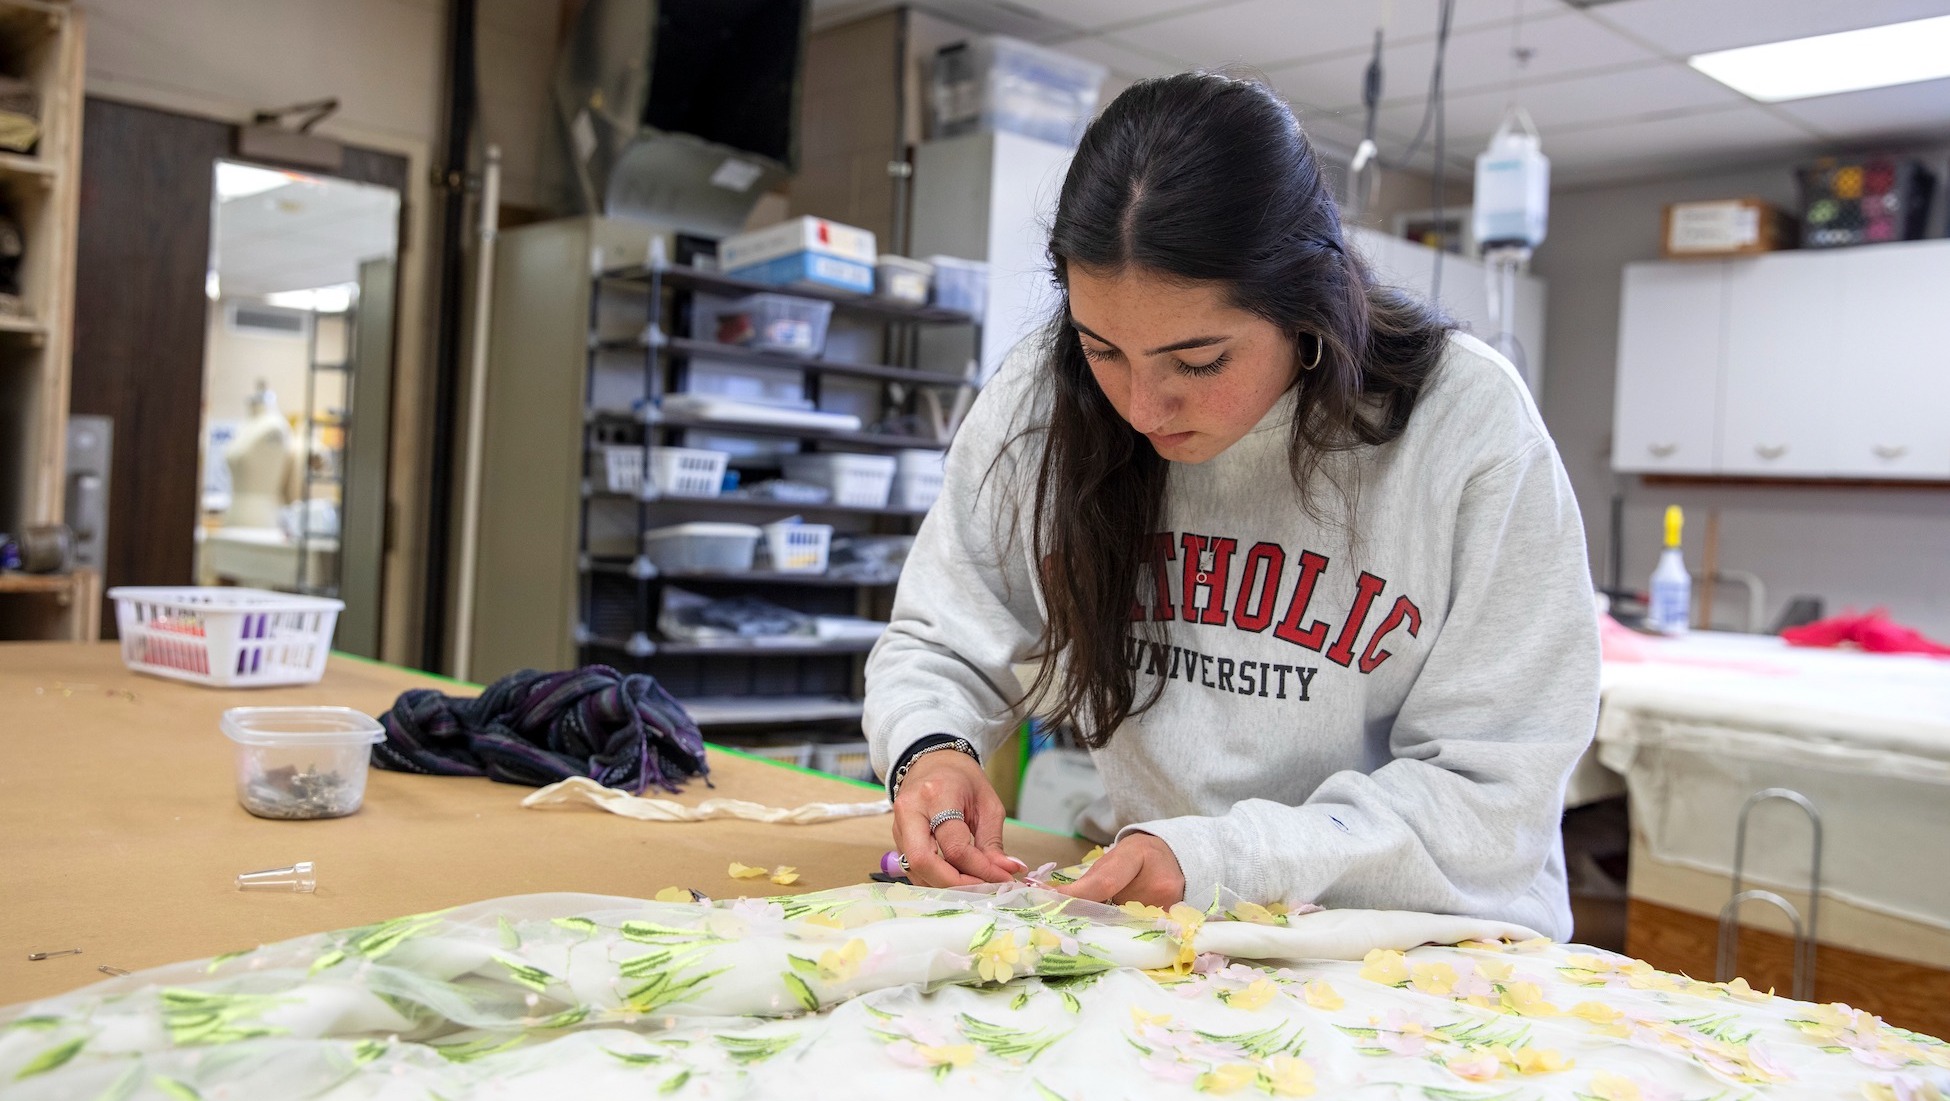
[194,161,400,612]
[71,99,407,656]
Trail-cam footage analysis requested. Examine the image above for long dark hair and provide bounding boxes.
[1019,72,1454,748]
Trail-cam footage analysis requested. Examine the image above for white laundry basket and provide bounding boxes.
[596,445,728,497]
[762,520,833,573]
[109,587,343,688]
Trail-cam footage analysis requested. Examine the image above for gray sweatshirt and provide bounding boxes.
[864,332,1599,939]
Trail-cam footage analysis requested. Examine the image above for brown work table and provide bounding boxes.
[0,643,1086,1005]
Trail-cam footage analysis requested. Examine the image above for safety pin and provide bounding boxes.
[27,948,81,960]
[98,965,130,976]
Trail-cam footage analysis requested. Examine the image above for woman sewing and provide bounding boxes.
[863,72,1599,939]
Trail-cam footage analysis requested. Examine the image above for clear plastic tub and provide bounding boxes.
[926,256,989,317]
[782,452,897,508]
[893,449,947,511]
[643,522,762,572]
[220,707,385,820]
[875,255,933,304]
[714,293,834,356]
[930,35,1107,147]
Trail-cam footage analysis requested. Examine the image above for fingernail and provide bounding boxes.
[1004,857,1028,871]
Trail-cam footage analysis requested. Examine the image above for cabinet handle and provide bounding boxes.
[1874,444,1908,460]
[1755,443,1787,460]
[1648,442,1677,458]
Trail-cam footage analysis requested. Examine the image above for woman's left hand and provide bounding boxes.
[1051,832,1185,909]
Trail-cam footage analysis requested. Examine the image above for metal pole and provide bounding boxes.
[449,143,501,683]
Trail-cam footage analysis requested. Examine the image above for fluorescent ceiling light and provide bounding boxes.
[264,283,356,313]
[1689,14,1950,102]
[215,162,297,201]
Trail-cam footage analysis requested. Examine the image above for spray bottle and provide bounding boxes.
[1648,505,1690,635]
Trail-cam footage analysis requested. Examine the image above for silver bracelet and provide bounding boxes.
[889,738,978,800]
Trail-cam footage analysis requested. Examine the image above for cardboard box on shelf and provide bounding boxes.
[1661,198,1794,258]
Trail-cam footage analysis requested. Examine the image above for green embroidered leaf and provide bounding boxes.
[604,1048,665,1067]
[1192,1023,1304,1059]
[352,911,448,960]
[623,965,731,1013]
[659,1069,691,1094]
[1035,953,1113,978]
[159,989,289,1046]
[13,1037,84,1080]
[781,972,819,1013]
[552,916,598,937]
[308,949,347,977]
[2,1016,61,1031]
[715,1033,798,1065]
[1010,988,1032,1011]
[787,955,821,976]
[492,954,558,993]
[967,920,997,952]
[862,1003,897,1022]
[1132,930,1167,941]
[497,917,521,950]
[1060,991,1082,1014]
[153,1077,204,1101]
[537,1005,591,1030]
[1034,1080,1071,1100]
[350,1039,388,1067]
[203,950,250,975]
[432,1035,523,1063]
[957,1014,1067,1063]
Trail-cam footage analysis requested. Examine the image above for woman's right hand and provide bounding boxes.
[891,750,1025,887]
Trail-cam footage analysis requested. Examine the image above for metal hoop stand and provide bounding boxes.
[1716,787,1822,1001]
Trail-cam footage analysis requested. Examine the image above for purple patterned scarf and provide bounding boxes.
[372,665,709,794]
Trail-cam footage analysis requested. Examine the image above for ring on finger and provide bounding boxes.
[927,809,966,834]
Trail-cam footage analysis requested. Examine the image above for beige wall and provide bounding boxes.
[201,302,350,427]
[78,0,561,669]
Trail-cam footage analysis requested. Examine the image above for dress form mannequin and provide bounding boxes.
[223,383,294,529]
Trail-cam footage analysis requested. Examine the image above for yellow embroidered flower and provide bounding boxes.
[977,936,1022,984]
[1501,982,1561,1017]
[653,886,692,903]
[1445,1052,1501,1081]
[1167,904,1205,973]
[1030,928,1062,950]
[1589,1072,1647,1101]
[1410,962,1458,996]
[1303,980,1344,1011]
[1121,901,1168,921]
[1510,1047,1573,1075]
[1563,953,1613,973]
[1266,1055,1316,1097]
[1196,1063,1259,1094]
[1229,901,1282,925]
[817,938,868,982]
[1475,958,1514,982]
[799,911,843,930]
[1359,949,1409,987]
[1458,939,1510,952]
[727,862,769,879]
[1130,1006,1173,1030]
[769,866,800,886]
[1228,978,1279,1011]
[916,1043,976,1069]
[1081,845,1106,864]
[1515,937,1553,951]
[1721,976,1773,1002]
[1570,1001,1623,1025]
[1625,969,1680,993]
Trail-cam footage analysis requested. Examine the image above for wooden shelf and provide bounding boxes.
[0,314,47,336]
[601,262,978,326]
[0,152,54,179]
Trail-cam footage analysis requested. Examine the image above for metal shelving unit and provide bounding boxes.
[575,258,980,733]
[293,305,355,597]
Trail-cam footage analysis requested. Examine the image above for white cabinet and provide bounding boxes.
[1836,241,1950,477]
[1612,261,1724,474]
[1720,251,1840,475]
[1613,239,1950,480]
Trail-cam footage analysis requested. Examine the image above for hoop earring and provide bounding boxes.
[1300,333,1324,371]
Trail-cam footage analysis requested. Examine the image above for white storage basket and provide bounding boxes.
[782,452,896,509]
[109,587,343,688]
[642,522,762,572]
[811,740,877,783]
[762,520,833,573]
[893,449,946,511]
[596,446,728,497]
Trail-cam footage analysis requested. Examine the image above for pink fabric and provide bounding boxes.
[1782,609,1950,658]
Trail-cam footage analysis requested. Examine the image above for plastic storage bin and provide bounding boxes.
[110,587,343,688]
[597,445,729,497]
[642,522,762,572]
[930,35,1107,147]
[714,293,834,356]
[927,256,989,317]
[875,255,933,304]
[735,741,816,769]
[782,452,897,508]
[762,520,833,573]
[220,706,385,819]
[893,449,947,511]
[812,739,877,783]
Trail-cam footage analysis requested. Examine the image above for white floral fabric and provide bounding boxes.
[2,883,1945,1100]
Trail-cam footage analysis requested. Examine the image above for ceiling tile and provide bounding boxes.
[1034,0,1229,36]
[1539,104,1821,183]
[1584,0,1950,57]
[1054,33,1190,80]
[1771,76,1950,139]
[1371,60,1752,148]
